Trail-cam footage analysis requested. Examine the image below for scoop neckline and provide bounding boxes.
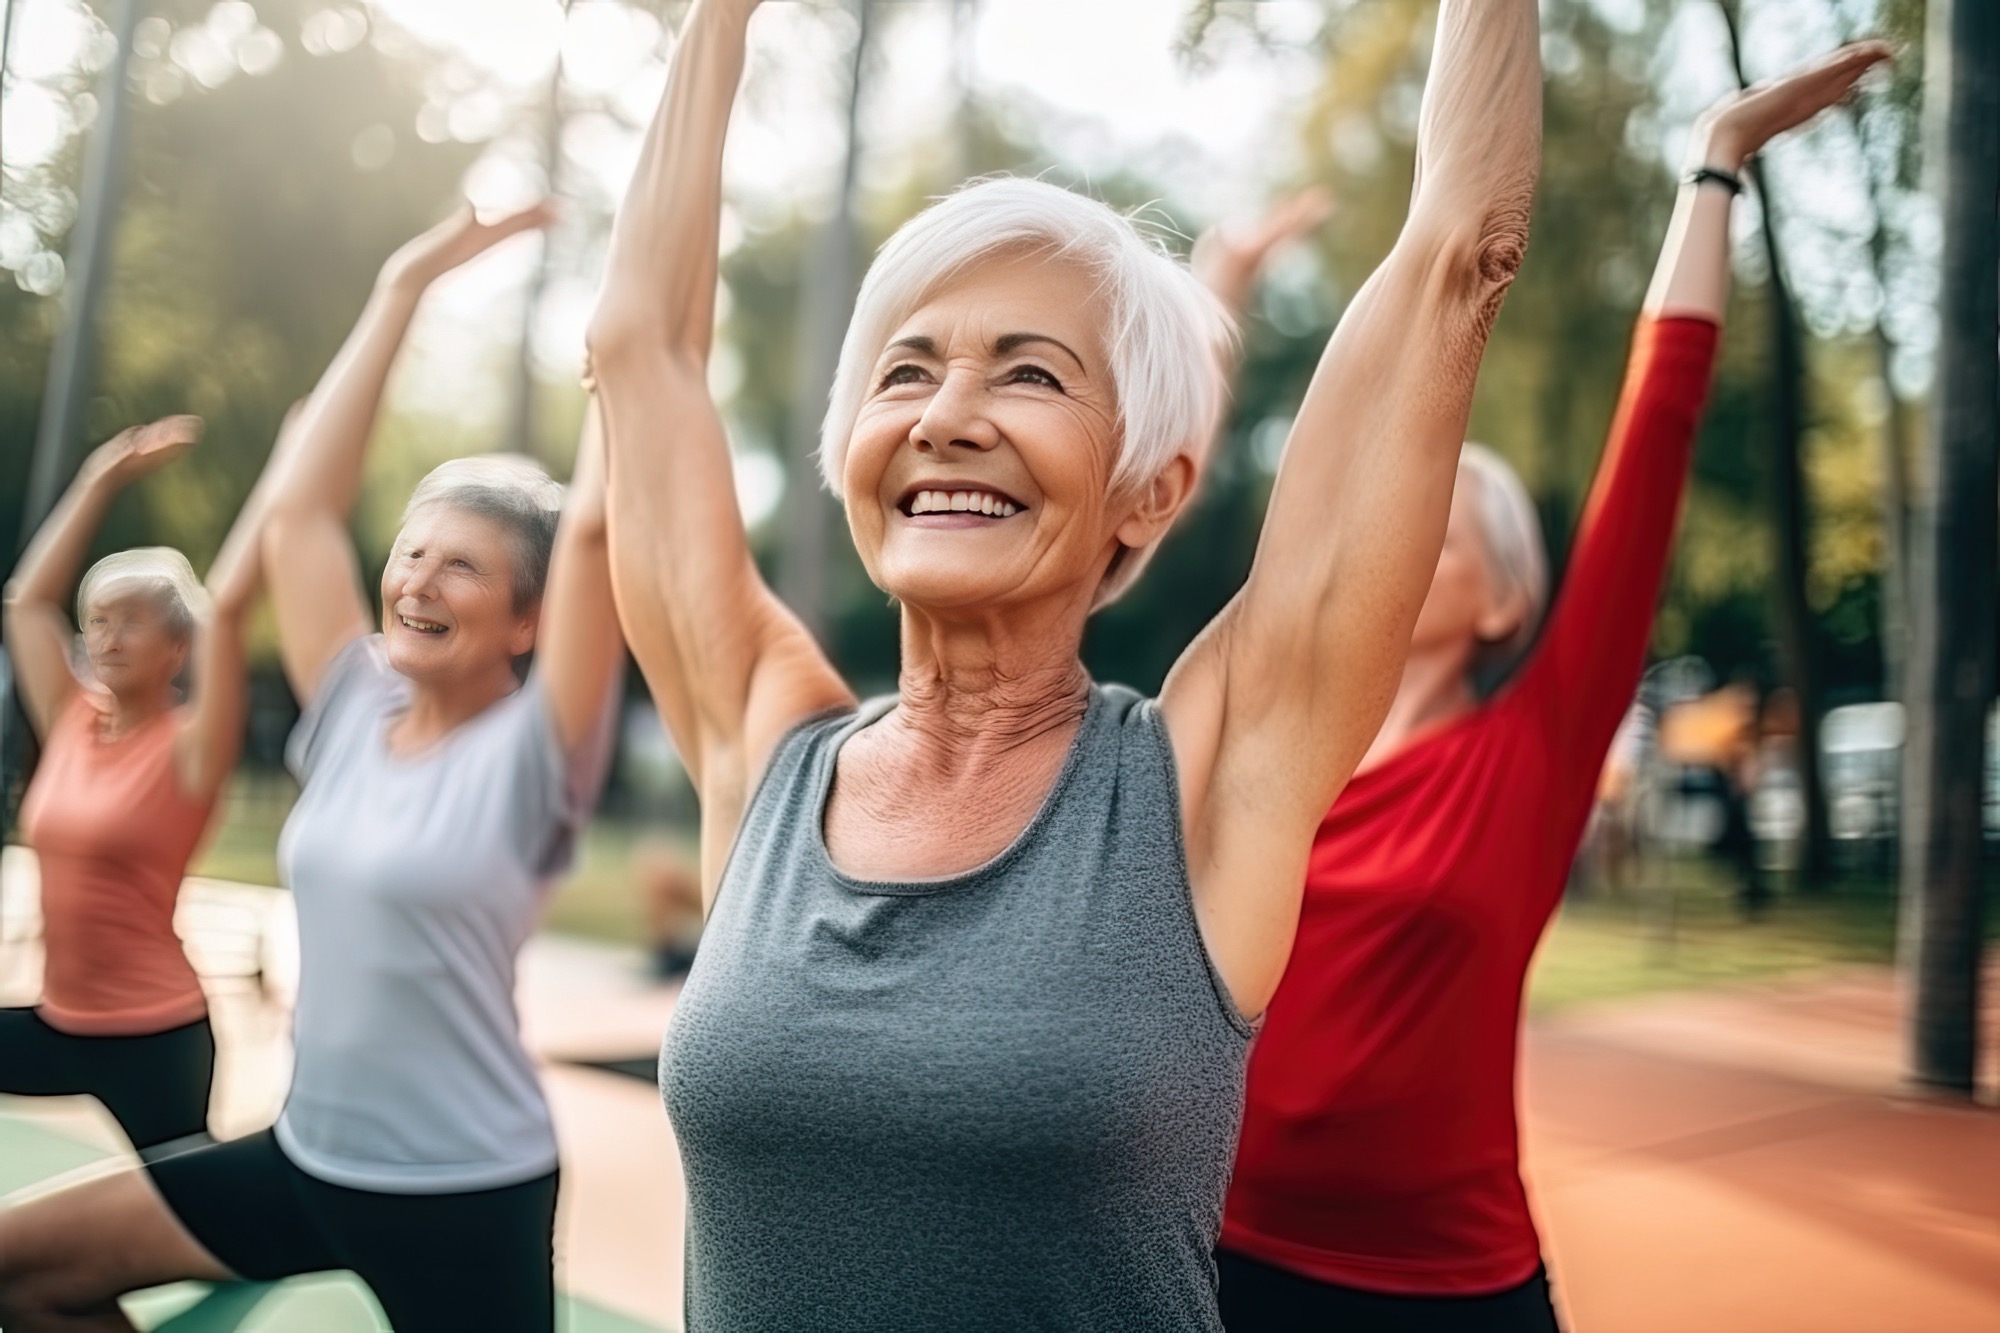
[374,680,528,767]
[83,696,177,747]
[811,685,1102,897]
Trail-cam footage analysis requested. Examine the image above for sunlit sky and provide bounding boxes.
[1,0,1915,523]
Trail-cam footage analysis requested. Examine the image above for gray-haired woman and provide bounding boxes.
[0,208,623,1332]
[587,1,1540,1329]
[1,416,255,1159]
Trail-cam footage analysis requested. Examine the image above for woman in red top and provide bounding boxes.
[1217,43,1890,1332]
[2,415,264,1154]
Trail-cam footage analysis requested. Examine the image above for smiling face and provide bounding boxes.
[842,250,1186,616]
[380,502,539,683]
[81,585,188,702]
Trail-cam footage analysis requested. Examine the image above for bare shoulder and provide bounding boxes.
[741,610,857,784]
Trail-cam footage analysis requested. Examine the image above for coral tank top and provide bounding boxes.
[20,692,214,1035]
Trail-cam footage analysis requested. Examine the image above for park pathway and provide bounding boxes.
[2,853,1995,1330]
[1525,964,2000,1332]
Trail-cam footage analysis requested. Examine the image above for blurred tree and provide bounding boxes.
[1837,0,1927,702]
[2,0,477,589]
[1718,0,1835,885]
[1899,0,1996,1097]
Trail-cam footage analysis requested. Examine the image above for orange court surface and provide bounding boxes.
[2,857,1996,1332]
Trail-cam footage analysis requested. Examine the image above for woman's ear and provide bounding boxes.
[1113,452,1199,551]
[1474,583,1530,647]
[511,603,543,659]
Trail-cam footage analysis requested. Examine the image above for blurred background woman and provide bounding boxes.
[2,414,258,1157]
[0,205,622,1333]
[1217,42,1892,1333]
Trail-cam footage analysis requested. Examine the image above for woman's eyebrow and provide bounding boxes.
[995,332,1084,369]
[885,335,937,356]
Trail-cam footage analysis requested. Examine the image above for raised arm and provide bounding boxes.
[1526,41,1892,762]
[536,397,626,756]
[1164,0,1541,1012]
[3,417,201,739]
[589,0,850,902]
[1190,189,1335,332]
[260,204,552,704]
[171,403,308,800]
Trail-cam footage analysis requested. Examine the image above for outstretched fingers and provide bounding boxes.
[1718,40,1893,155]
[381,198,557,291]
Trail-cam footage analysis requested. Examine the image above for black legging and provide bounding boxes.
[0,1007,214,1154]
[1218,1248,1564,1333]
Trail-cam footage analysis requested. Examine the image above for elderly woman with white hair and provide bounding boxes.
[1217,42,1893,1333]
[589,0,1538,1328]
[1,416,256,1159]
[0,206,623,1332]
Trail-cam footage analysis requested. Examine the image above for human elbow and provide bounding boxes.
[1404,193,1533,331]
[587,296,707,369]
[585,300,657,362]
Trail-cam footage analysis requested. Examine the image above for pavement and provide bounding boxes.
[3,847,1997,1331]
[1526,964,2000,1332]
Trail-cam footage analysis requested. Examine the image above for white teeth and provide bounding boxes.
[906,489,1021,517]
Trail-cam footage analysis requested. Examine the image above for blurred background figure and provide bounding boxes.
[1,413,259,1158]
[0,202,622,1333]
[1658,676,1766,911]
[1218,43,1889,1333]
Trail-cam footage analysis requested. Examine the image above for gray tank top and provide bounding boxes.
[661,684,1253,1332]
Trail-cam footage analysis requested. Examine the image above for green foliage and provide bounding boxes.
[2,0,473,605]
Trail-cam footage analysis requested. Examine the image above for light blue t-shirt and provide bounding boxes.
[276,635,609,1193]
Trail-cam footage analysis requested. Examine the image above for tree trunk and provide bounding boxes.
[1899,0,1998,1097]
[1716,0,1834,886]
[24,0,140,525]
[7,0,140,828]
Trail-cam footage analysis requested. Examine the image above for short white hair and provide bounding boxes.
[77,547,207,642]
[1458,442,1548,689]
[821,176,1236,606]
[402,454,564,613]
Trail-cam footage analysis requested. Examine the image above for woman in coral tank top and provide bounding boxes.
[1217,43,1890,1332]
[3,414,263,1155]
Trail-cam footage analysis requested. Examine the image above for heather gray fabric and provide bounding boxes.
[661,684,1254,1332]
[276,635,610,1193]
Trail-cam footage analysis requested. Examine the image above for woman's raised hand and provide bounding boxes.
[80,415,203,490]
[377,200,557,294]
[1192,187,1335,320]
[1693,40,1893,170]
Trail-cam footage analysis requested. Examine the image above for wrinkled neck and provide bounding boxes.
[391,659,522,753]
[888,601,1093,771]
[103,682,176,738]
